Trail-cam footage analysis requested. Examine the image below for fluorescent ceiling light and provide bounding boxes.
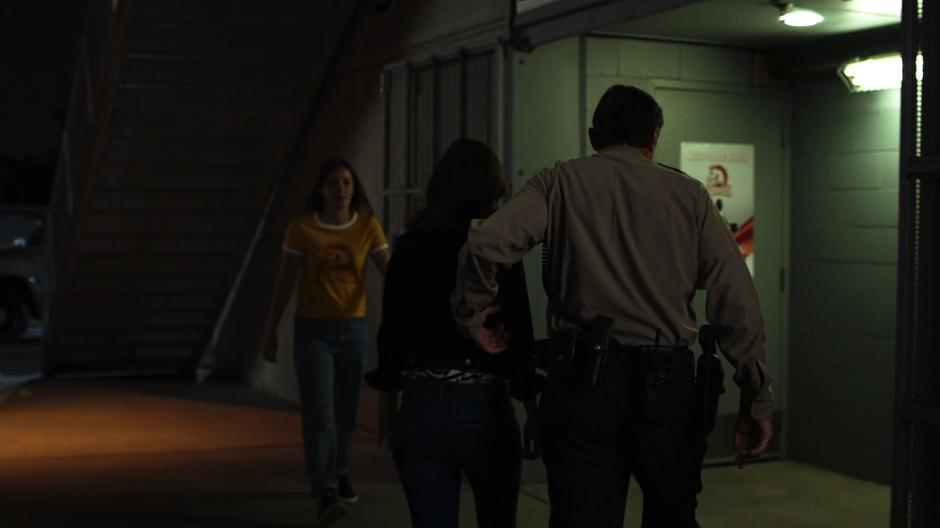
[848,0,901,17]
[779,9,825,27]
[839,54,903,93]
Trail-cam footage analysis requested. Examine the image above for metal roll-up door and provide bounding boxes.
[381,46,500,245]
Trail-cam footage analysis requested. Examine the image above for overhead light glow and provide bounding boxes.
[779,9,825,27]
[847,0,901,17]
[839,54,903,93]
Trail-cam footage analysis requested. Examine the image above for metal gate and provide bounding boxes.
[381,46,501,245]
[893,0,940,525]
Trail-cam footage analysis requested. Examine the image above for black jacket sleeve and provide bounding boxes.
[365,239,407,392]
[495,262,543,401]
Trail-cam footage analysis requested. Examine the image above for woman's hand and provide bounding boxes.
[259,250,302,365]
[523,418,542,460]
[260,332,277,363]
[522,399,542,459]
[371,247,391,276]
[377,391,400,448]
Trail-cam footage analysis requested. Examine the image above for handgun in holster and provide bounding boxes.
[536,316,613,390]
[696,324,726,435]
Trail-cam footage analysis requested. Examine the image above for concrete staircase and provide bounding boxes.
[43,0,357,375]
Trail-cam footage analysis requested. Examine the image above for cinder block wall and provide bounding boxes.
[789,80,899,484]
[582,37,754,144]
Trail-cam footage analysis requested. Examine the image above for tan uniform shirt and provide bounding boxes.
[452,145,773,421]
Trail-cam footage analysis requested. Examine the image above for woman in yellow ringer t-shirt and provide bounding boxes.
[259,158,389,526]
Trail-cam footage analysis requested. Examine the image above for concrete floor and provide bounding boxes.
[0,341,42,398]
[0,376,890,527]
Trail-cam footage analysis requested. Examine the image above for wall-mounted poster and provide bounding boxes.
[680,142,755,276]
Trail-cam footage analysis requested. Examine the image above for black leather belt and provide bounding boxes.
[403,379,510,400]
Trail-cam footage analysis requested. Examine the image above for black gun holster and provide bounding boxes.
[695,325,726,435]
[535,316,613,391]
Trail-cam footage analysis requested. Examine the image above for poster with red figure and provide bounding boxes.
[680,142,755,276]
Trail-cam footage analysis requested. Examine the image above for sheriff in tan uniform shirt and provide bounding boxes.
[451,144,773,421]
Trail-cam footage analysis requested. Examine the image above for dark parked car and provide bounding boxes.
[0,208,45,342]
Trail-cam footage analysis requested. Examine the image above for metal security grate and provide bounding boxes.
[909,426,940,526]
[894,1,940,526]
[912,177,940,404]
[381,47,498,245]
[918,0,939,157]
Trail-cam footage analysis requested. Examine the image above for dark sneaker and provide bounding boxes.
[317,490,347,527]
[337,474,359,503]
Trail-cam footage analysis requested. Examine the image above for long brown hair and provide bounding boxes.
[407,139,507,232]
[306,158,374,215]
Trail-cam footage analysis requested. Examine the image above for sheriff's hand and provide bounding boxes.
[472,305,509,354]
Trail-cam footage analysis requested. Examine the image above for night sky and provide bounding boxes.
[0,3,87,162]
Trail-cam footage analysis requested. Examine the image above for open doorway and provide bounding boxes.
[510,0,900,524]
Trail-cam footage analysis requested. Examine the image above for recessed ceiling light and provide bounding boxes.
[779,8,825,27]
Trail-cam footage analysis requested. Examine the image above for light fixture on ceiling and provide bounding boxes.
[838,53,903,92]
[779,9,825,27]
[771,1,825,27]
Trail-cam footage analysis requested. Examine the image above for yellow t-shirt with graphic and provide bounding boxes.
[282,212,388,319]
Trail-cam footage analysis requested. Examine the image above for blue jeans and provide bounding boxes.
[392,390,522,528]
[293,317,367,495]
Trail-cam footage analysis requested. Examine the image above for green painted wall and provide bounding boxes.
[510,37,583,484]
[582,37,754,153]
[789,81,899,484]
[511,36,583,340]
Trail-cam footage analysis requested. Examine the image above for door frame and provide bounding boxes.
[650,79,791,462]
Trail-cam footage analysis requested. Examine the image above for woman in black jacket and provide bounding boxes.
[366,138,541,528]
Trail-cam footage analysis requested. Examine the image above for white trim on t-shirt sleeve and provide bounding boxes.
[314,212,359,230]
[370,243,389,254]
[282,245,304,256]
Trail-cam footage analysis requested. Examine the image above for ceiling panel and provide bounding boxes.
[602,0,901,48]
